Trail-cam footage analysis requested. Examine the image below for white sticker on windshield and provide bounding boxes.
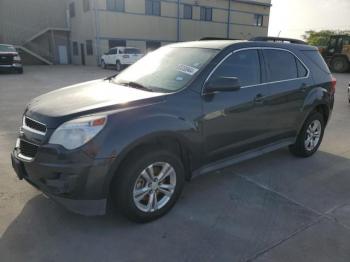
[176,64,199,76]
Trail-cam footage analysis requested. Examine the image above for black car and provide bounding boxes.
[0,44,23,73]
[11,38,335,222]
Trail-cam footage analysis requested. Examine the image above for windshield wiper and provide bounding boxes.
[104,73,119,81]
[116,81,154,92]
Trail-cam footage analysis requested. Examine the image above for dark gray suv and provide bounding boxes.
[11,38,335,222]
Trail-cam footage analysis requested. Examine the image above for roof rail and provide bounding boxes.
[250,37,308,45]
[200,37,240,41]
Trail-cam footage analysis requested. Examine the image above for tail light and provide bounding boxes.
[331,76,337,94]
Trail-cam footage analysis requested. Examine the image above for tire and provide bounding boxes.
[289,111,325,157]
[101,60,106,69]
[17,68,23,74]
[111,148,185,223]
[116,61,122,72]
[331,57,349,73]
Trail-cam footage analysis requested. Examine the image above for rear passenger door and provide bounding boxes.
[202,49,275,163]
[261,48,312,137]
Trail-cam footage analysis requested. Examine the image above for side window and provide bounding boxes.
[263,50,298,82]
[212,50,261,87]
[296,58,308,77]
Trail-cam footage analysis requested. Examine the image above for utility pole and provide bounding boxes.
[227,0,231,38]
[177,0,180,42]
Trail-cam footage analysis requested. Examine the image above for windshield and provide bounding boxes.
[0,45,16,52]
[112,47,218,92]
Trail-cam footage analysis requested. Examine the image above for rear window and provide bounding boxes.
[302,50,331,74]
[125,48,141,54]
[0,45,16,52]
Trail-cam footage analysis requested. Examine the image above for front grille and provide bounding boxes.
[24,117,47,134]
[19,140,39,158]
[0,54,13,65]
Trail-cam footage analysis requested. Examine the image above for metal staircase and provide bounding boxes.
[16,27,70,65]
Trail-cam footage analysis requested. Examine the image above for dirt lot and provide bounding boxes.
[1,65,350,262]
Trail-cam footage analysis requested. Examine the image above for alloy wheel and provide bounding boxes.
[304,119,322,151]
[133,162,176,213]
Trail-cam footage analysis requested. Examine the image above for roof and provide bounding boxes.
[167,40,317,51]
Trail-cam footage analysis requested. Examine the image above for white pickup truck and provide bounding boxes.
[101,47,143,71]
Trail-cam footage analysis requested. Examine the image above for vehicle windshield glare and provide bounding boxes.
[0,45,16,52]
[113,47,218,92]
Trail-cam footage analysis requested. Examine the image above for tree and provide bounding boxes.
[303,30,350,47]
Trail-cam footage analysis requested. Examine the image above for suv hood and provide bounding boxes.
[25,79,165,128]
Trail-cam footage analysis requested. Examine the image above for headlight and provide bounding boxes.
[13,55,21,62]
[49,115,107,150]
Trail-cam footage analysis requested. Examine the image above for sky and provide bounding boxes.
[268,0,350,40]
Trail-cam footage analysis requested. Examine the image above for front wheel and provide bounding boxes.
[101,60,106,69]
[116,61,122,72]
[289,112,325,157]
[111,148,185,223]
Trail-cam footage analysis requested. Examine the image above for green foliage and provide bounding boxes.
[302,30,350,47]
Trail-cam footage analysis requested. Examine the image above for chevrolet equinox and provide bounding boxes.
[11,38,335,222]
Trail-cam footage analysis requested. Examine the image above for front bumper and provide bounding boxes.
[0,63,22,69]
[11,142,113,216]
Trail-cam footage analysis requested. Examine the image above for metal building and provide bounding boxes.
[0,0,271,66]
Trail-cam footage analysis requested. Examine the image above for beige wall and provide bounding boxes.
[68,0,271,65]
[0,0,67,44]
[69,0,97,65]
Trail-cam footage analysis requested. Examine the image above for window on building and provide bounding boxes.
[109,40,126,49]
[200,7,212,21]
[86,40,93,55]
[255,14,264,27]
[72,41,79,56]
[145,0,161,16]
[212,50,261,87]
[183,4,192,19]
[263,50,298,82]
[83,0,90,12]
[146,41,161,52]
[69,2,75,18]
[107,0,125,12]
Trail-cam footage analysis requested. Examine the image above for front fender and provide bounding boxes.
[97,110,202,195]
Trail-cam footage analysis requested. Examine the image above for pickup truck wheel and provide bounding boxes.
[116,61,122,72]
[289,112,325,157]
[112,149,185,223]
[331,57,349,73]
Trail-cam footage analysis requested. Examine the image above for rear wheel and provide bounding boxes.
[17,68,23,74]
[111,148,185,223]
[289,112,325,157]
[331,57,349,73]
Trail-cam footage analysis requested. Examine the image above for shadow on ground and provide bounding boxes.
[2,149,350,262]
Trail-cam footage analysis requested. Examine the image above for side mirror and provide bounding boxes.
[204,76,241,93]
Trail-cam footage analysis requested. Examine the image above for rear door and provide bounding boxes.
[202,49,275,163]
[261,48,312,137]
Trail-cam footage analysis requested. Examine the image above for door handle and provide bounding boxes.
[254,94,265,104]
